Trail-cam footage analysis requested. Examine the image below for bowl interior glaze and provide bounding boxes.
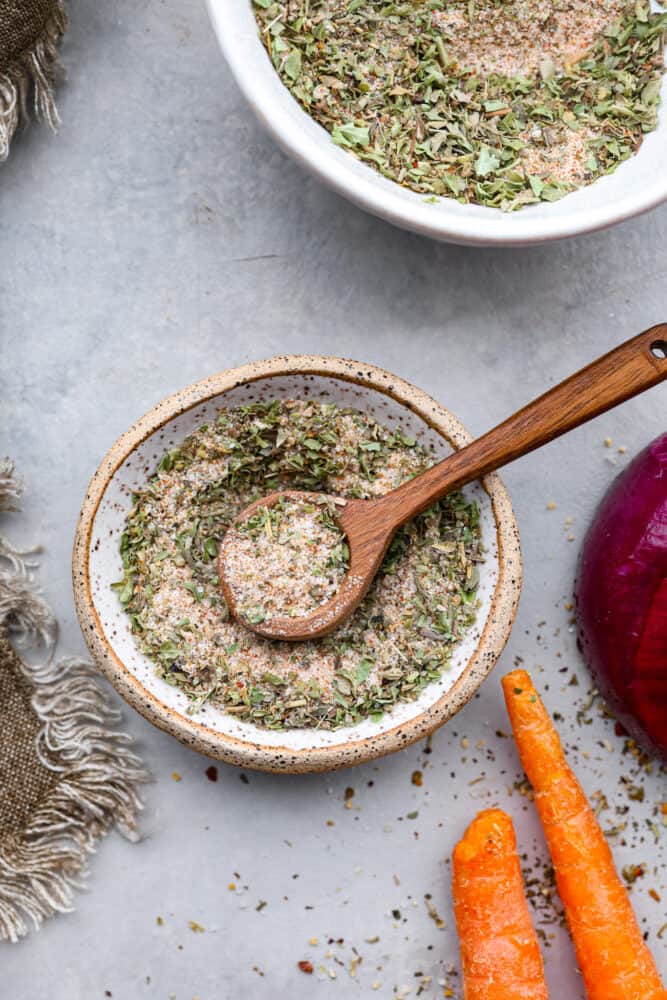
[73,358,521,771]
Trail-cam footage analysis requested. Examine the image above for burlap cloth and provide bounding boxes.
[0,459,149,942]
[0,0,67,159]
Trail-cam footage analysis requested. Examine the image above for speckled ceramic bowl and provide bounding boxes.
[72,357,522,773]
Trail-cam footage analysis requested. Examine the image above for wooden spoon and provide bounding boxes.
[219,325,667,641]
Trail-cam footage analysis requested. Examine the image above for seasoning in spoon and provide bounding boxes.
[253,0,667,211]
[220,495,349,625]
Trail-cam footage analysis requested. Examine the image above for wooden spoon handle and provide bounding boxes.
[386,324,667,527]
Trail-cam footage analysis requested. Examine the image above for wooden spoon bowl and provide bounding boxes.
[218,489,386,641]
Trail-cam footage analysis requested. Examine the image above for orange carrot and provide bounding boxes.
[452,808,549,1000]
[502,668,667,1000]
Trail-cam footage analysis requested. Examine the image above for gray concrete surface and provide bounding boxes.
[1,2,666,998]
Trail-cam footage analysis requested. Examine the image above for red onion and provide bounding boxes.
[576,432,667,759]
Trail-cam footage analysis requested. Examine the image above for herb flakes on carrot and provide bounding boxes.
[452,807,549,1000]
[502,668,667,1000]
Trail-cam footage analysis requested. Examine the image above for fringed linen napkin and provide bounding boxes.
[0,459,149,942]
[0,0,67,159]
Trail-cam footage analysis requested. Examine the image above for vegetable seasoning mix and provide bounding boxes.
[253,0,667,211]
[220,495,350,624]
[114,400,482,729]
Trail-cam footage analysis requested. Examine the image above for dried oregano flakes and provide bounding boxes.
[253,0,667,211]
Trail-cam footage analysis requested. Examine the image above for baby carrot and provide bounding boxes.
[502,669,667,1000]
[452,808,549,1000]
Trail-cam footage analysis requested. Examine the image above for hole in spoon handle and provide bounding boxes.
[650,339,667,361]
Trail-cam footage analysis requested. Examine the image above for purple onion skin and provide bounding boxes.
[576,432,667,760]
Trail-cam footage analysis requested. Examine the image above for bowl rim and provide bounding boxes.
[207,0,667,246]
[72,356,522,772]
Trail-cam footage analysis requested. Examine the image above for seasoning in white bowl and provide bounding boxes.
[253,0,667,210]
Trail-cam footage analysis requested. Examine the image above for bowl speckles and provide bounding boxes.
[72,356,522,773]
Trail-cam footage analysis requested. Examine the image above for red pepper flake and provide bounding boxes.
[205,765,218,782]
[622,863,646,885]
[649,888,662,902]
[344,787,355,800]
[298,960,314,974]
[411,770,423,787]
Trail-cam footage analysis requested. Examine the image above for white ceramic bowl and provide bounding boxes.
[207,0,667,246]
[73,357,521,773]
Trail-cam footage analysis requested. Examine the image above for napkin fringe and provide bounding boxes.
[0,459,150,943]
[0,2,67,161]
